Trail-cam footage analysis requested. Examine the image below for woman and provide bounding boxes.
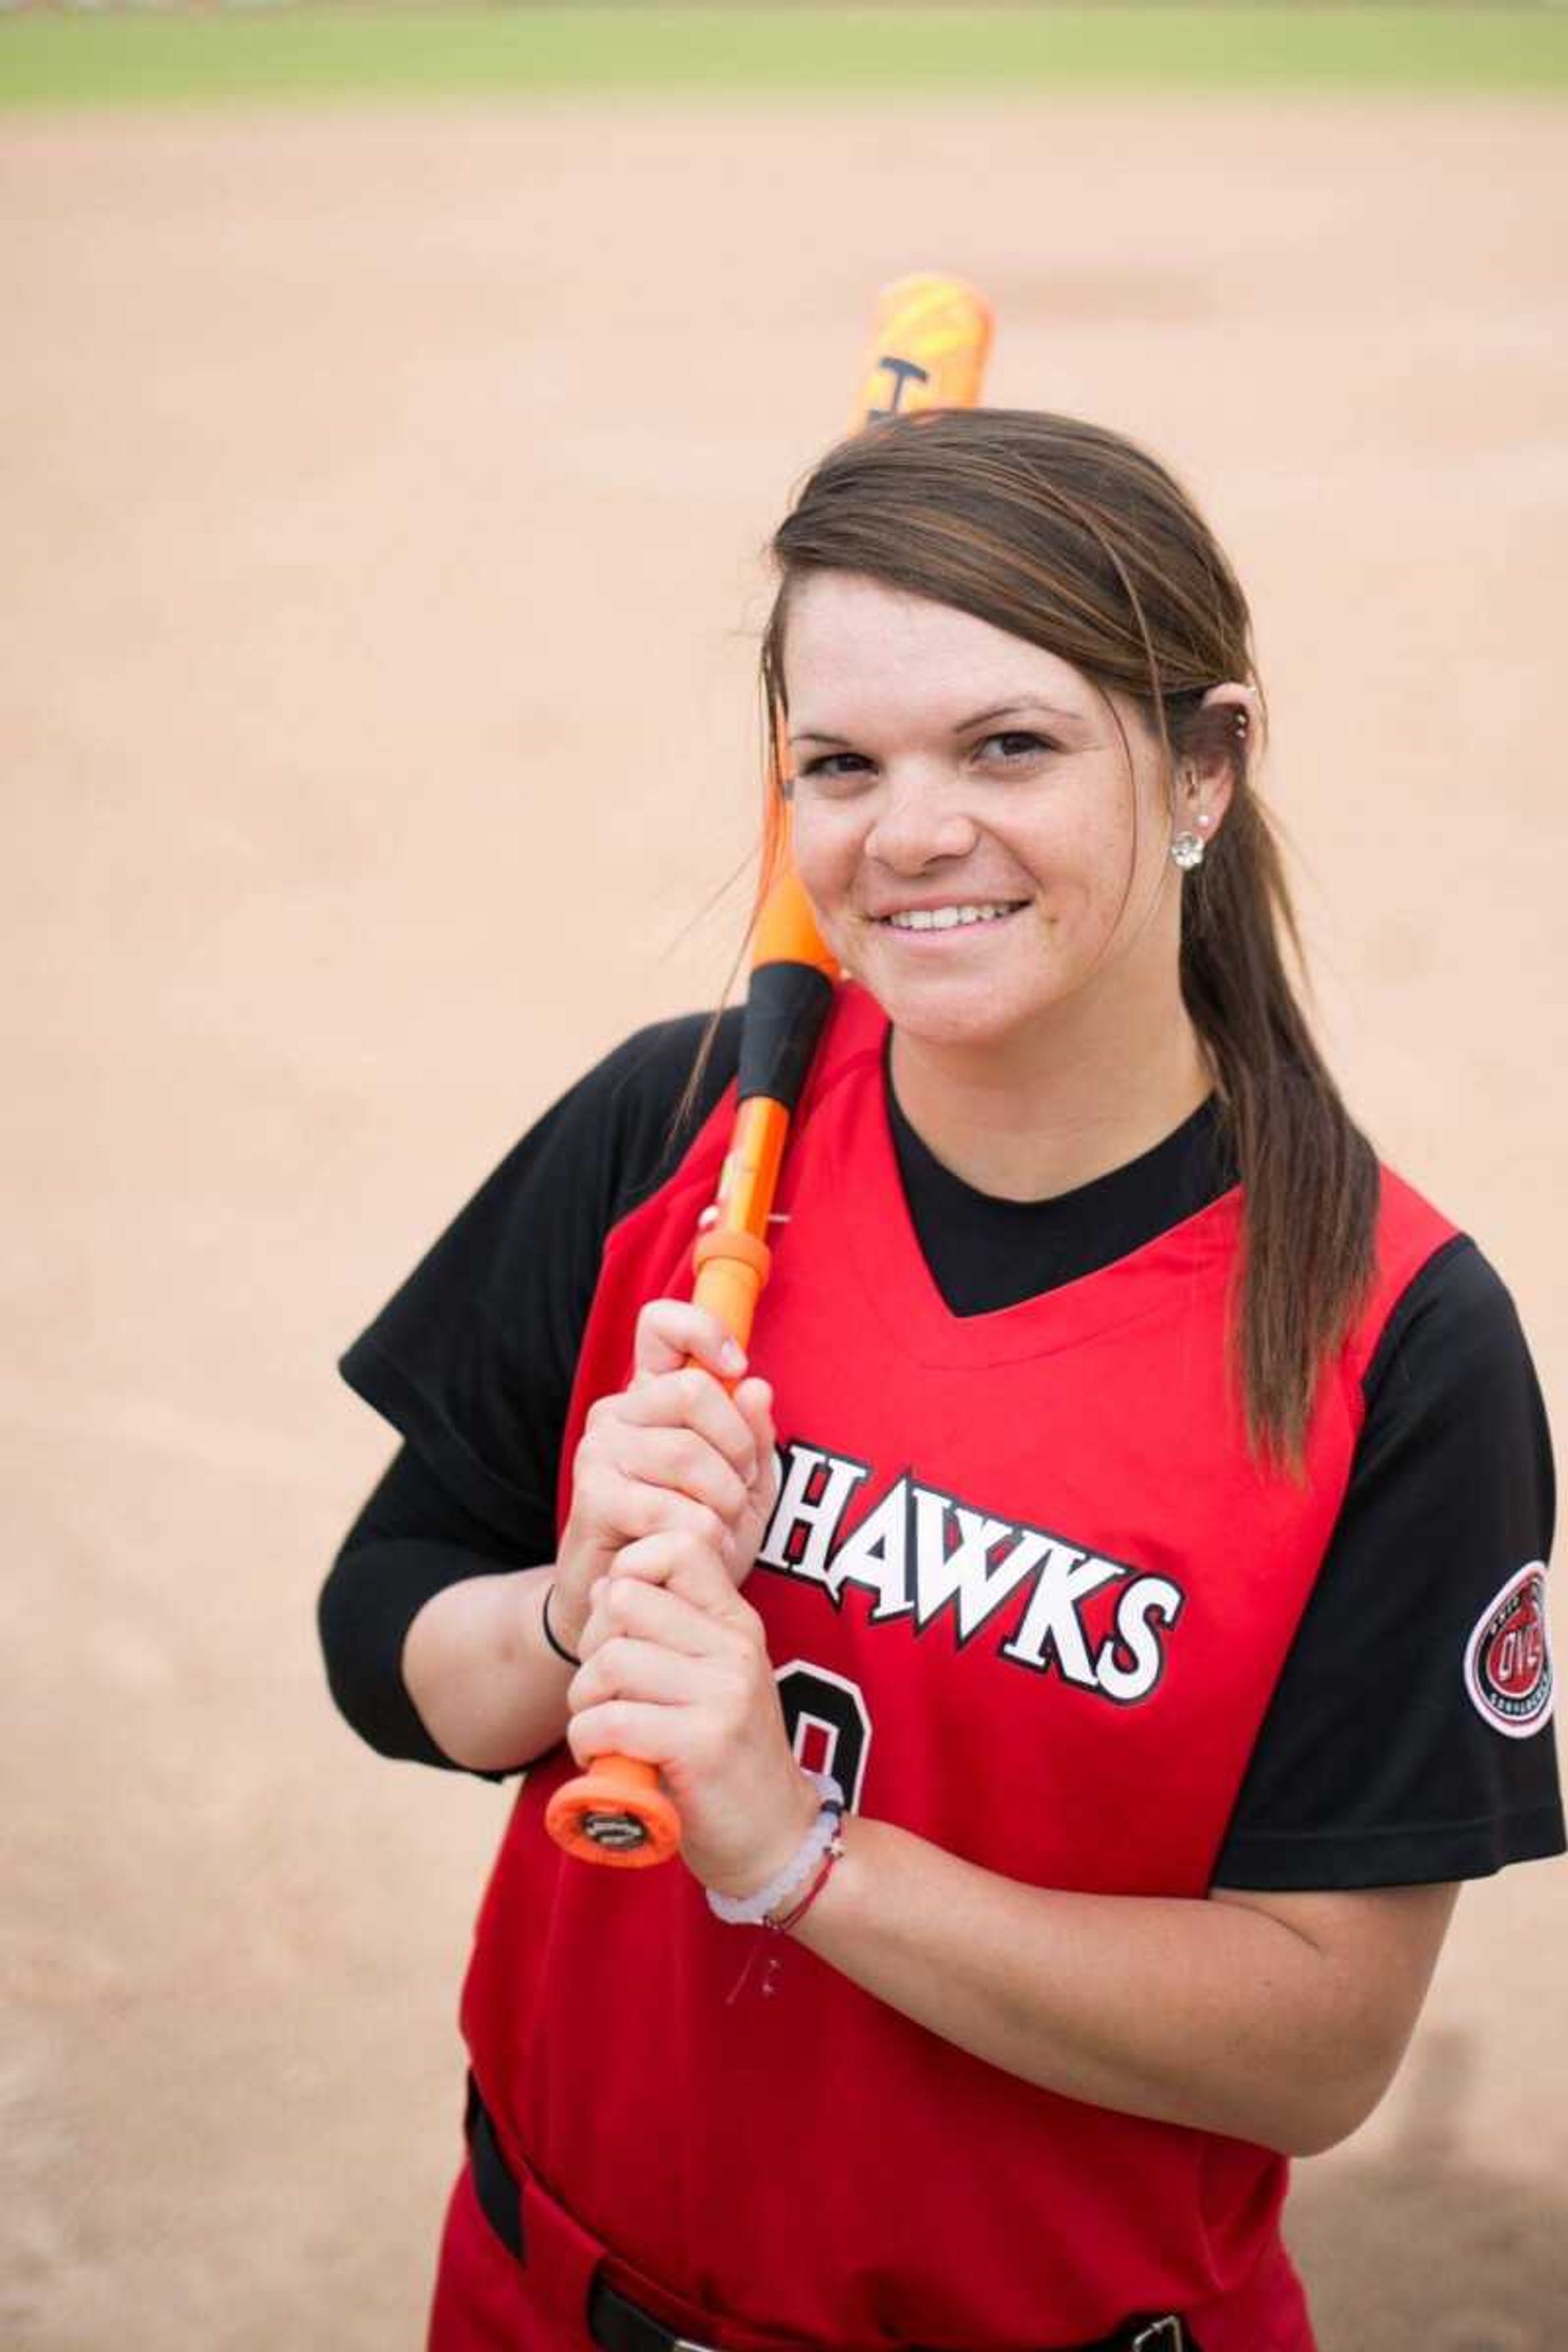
[321,409,1561,2352]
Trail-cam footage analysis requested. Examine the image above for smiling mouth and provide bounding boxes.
[876,902,1028,934]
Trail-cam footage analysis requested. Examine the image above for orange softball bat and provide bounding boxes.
[545,274,994,1867]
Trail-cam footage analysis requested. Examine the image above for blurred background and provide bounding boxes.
[3,7,1565,2347]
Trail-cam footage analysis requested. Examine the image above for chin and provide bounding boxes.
[854,969,1055,1055]
[901,1010,1046,1058]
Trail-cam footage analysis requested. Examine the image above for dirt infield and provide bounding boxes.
[3,91,1565,2352]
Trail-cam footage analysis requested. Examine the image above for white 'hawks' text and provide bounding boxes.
[755,1438,1185,1706]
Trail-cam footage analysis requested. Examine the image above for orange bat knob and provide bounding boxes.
[545,1758,681,1867]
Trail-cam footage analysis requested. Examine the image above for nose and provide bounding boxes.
[863,765,980,872]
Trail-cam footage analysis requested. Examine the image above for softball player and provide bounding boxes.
[321,409,1561,2352]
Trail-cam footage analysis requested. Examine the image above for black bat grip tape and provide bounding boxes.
[737,961,835,1113]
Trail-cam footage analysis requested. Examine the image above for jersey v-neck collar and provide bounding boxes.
[824,994,1243,1370]
[884,1024,1237,1315]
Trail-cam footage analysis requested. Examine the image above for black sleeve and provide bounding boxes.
[336,1010,742,1547]
[1215,1235,1564,1890]
[318,1442,534,1771]
[323,1010,741,1767]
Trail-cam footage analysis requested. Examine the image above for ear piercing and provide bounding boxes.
[1170,702,1246,871]
[1173,811,1214,869]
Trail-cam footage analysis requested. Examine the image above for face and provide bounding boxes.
[782,571,1187,1058]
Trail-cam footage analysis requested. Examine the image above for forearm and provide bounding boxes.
[791,1818,1449,2156]
[402,1565,576,1773]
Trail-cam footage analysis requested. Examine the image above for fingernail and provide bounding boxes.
[720,1339,746,1374]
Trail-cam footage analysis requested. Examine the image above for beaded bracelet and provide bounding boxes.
[706,1774,844,1927]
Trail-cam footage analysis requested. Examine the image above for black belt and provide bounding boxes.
[466,2082,1200,2352]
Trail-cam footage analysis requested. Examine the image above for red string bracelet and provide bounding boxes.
[766,1829,845,1934]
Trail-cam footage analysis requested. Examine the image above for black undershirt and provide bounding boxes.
[322,1011,1562,1891]
[883,1036,1234,1317]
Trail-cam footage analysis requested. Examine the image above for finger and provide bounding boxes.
[612,1366,761,1486]
[731,1378,777,1478]
[630,1298,746,1387]
[577,1527,733,1654]
[576,1548,710,1656]
[592,1481,736,1560]
[608,1421,751,1525]
[568,1697,689,1772]
[606,1530,745,1616]
[571,1633,719,1716]
[597,1560,739,1649]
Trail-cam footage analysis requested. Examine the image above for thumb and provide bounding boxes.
[631,1297,746,1385]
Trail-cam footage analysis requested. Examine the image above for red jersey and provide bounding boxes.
[459,982,1456,2351]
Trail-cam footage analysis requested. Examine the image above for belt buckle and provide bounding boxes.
[1132,2324,1183,2352]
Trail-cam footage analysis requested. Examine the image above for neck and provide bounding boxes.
[887,977,1213,1205]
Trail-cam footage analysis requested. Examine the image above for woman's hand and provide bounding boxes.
[550,1298,778,1655]
[566,1531,820,1900]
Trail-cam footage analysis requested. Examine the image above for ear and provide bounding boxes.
[1177,681,1258,845]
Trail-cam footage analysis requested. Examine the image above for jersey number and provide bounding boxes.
[774,1659,871,1812]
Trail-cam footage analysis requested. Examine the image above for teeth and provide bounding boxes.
[885,902,1018,932]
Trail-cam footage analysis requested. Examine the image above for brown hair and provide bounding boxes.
[759,407,1378,1470]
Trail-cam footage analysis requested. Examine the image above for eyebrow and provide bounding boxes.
[960,699,1082,733]
[789,698,1083,748]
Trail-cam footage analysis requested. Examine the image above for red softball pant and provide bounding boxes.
[426,2139,1318,2352]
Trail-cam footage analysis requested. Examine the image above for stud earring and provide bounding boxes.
[1170,832,1205,872]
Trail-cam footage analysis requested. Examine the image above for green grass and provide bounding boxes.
[2,6,1565,109]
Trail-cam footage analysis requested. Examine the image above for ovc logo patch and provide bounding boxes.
[1463,1563,1553,1738]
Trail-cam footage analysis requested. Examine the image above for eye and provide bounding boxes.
[796,750,875,787]
[978,729,1057,764]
